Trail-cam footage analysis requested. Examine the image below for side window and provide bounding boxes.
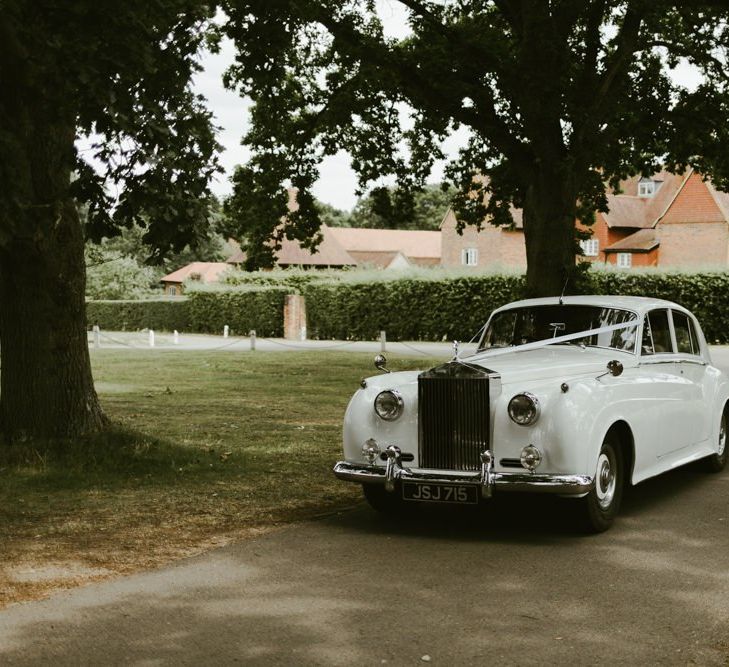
[672,311,698,355]
[642,309,673,355]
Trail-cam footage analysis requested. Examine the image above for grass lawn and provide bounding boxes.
[0,350,439,608]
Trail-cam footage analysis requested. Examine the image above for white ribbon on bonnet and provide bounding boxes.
[458,318,639,364]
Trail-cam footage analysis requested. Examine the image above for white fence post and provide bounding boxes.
[148,329,155,347]
[250,330,256,351]
[93,325,100,349]
[224,324,229,338]
[173,330,179,345]
[380,330,386,353]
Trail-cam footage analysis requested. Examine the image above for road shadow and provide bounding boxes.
[325,463,727,545]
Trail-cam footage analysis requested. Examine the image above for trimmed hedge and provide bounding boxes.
[303,274,525,341]
[87,270,729,344]
[303,270,729,344]
[186,286,288,337]
[87,299,190,331]
[588,271,729,344]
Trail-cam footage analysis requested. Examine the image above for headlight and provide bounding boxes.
[374,390,404,421]
[508,392,540,426]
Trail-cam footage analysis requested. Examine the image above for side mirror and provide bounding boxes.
[607,360,624,377]
[374,354,390,374]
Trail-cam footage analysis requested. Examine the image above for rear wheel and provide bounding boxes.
[704,408,728,473]
[362,484,404,514]
[578,434,624,533]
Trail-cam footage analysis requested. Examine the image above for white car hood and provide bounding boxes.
[463,345,636,385]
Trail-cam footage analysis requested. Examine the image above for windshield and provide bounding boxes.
[479,305,638,353]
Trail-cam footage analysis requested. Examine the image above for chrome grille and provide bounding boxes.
[418,362,490,471]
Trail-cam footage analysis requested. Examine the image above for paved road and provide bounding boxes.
[1,469,728,665]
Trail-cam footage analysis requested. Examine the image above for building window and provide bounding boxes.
[167,285,178,296]
[462,248,478,266]
[580,239,599,257]
[617,252,632,268]
[638,180,656,197]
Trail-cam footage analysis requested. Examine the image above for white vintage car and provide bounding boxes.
[333,296,729,531]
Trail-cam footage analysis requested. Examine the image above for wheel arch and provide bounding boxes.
[605,420,635,486]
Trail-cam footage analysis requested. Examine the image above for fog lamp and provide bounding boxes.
[520,445,542,471]
[374,390,404,421]
[361,439,381,463]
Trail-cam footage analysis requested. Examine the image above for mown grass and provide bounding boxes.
[0,350,439,607]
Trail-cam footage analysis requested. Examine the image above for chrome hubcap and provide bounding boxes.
[719,415,726,457]
[595,452,616,510]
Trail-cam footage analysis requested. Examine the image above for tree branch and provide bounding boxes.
[643,39,729,81]
[308,5,530,164]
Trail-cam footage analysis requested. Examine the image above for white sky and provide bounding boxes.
[193,2,703,211]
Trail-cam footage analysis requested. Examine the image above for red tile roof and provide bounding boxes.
[604,229,660,252]
[275,226,356,267]
[161,262,232,285]
[327,227,441,260]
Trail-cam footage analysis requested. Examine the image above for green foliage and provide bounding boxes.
[222,1,729,293]
[303,274,525,341]
[86,267,729,345]
[186,285,289,336]
[586,269,729,344]
[87,299,190,331]
[297,269,729,344]
[348,183,455,230]
[315,200,352,228]
[85,256,160,300]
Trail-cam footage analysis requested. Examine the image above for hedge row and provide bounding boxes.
[186,286,288,337]
[87,270,729,344]
[302,270,729,344]
[87,286,288,337]
[86,299,190,331]
[303,274,523,341]
[589,271,729,344]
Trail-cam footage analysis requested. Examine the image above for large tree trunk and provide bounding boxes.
[522,167,579,298]
[0,115,106,442]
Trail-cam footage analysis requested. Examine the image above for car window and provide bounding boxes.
[642,309,673,355]
[480,305,637,352]
[672,311,698,355]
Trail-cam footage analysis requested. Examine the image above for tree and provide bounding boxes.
[349,183,455,230]
[0,2,219,440]
[223,1,729,293]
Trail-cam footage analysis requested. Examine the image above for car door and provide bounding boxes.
[638,308,692,459]
[669,309,710,446]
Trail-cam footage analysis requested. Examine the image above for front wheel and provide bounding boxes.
[704,408,728,473]
[578,435,624,533]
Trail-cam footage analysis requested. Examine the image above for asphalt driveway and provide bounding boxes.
[1,464,728,666]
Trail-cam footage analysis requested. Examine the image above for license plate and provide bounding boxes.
[402,482,478,504]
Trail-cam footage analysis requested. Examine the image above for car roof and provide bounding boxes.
[494,295,691,317]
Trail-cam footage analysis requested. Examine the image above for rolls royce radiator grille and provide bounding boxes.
[418,362,491,471]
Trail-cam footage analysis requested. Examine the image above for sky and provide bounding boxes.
[192,2,703,212]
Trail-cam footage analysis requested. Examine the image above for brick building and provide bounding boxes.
[441,169,729,270]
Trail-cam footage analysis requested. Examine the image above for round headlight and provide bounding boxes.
[508,392,540,426]
[374,390,404,421]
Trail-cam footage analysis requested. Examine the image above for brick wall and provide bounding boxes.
[657,222,729,267]
[283,294,307,340]
[440,209,526,269]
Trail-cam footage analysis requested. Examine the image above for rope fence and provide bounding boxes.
[87,325,458,358]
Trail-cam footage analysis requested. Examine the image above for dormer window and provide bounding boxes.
[638,179,656,197]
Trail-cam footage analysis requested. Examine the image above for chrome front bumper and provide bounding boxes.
[333,447,593,497]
